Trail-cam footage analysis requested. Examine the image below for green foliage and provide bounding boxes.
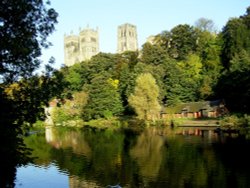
[163,55,203,105]
[87,53,118,80]
[0,0,59,128]
[165,24,199,60]
[195,18,216,32]
[221,7,250,70]
[29,6,250,128]
[216,51,250,113]
[221,18,249,69]
[141,42,168,65]
[154,24,199,60]
[0,0,58,83]
[52,105,72,124]
[220,114,250,128]
[0,1,58,187]
[83,75,124,121]
[52,91,88,124]
[63,63,87,92]
[128,73,161,120]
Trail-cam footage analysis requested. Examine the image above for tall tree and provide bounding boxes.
[168,24,199,60]
[217,6,250,113]
[83,75,123,121]
[128,73,161,120]
[0,1,58,186]
[216,51,250,113]
[221,18,249,69]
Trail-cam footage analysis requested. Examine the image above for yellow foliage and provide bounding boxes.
[107,78,119,89]
[4,83,21,100]
[128,73,161,120]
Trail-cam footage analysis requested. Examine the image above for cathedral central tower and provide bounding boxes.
[117,23,138,53]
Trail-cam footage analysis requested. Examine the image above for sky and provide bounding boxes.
[42,0,250,69]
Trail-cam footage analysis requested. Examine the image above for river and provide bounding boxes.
[13,126,250,187]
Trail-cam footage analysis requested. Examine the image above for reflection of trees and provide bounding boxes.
[23,127,250,188]
[0,131,32,188]
[149,135,228,188]
[69,176,101,188]
[41,127,126,186]
[24,133,53,166]
[81,129,125,185]
[130,127,165,180]
[45,127,91,158]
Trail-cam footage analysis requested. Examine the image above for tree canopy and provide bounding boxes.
[0,0,58,83]
[128,73,161,120]
[0,1,58,187]
[53,7,250,121]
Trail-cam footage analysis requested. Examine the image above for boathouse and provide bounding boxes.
[161,100,228,119]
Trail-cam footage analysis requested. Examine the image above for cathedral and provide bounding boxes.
[64,23,138,66]
[64,26,99,66]
[117,23,138,53]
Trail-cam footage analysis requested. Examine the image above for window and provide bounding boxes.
[91,37,96,42]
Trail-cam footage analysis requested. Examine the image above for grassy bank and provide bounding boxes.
[34,114,250,132]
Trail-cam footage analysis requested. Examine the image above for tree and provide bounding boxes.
[0,1,58,186]
[221,18,249,69]
[0,0,58,83]
[141,42,168,66]
[83,75,124,121]
[195,18,216,32]
[128,73,161,120]
[163,55,203,105]
[167,24,199,60]
[220,7,250,69]
[52,91,88,124]
[62,62,88,92]
[87,53,118,81]
[216,51,250,113]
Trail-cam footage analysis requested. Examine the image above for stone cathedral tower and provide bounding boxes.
[64,26,99,66]
[117,23,138,53]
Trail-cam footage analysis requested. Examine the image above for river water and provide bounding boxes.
[14,126,250,188]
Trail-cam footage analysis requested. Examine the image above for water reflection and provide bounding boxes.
[45,126,91,157]
[130,128,165,180]
[13,126,250,187]
[69,176,101,188]
[16,164,68,188]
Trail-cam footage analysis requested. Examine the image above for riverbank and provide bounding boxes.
[178,119,220,127]
[34,114,250,133]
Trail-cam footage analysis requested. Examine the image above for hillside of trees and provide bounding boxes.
[2,2,249,187]
[51,7,250,123]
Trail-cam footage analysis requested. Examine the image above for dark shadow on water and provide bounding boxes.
[0,126,33,188]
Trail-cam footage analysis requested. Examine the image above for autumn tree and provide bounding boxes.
[128,73,161,120]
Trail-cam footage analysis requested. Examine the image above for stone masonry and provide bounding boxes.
[64,23,138,66]
[64,26,99,66]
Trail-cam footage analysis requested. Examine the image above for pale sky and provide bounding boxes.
[42,0,250,69]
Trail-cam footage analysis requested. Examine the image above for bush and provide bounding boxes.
[220,114,250,128]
